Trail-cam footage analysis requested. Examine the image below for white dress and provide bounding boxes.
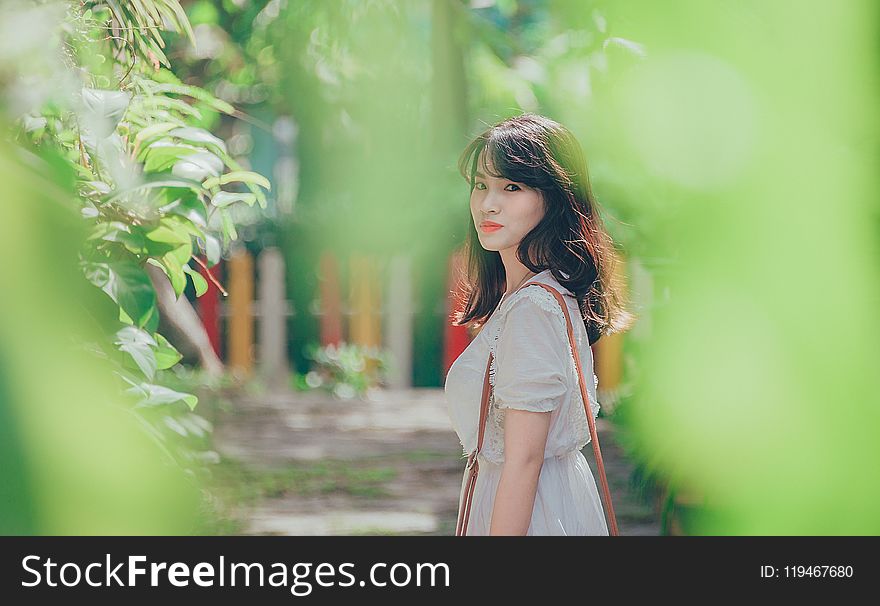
[444,269,609,535]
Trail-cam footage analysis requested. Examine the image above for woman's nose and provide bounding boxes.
[479,191,500,214]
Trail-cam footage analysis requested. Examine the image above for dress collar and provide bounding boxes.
[522,268,575,297]
[498,269,574,312]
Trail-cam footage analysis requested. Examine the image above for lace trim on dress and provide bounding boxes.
[484,303,506,464]
[482,285,601,464]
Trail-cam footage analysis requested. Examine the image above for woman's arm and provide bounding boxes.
[488,409,552,535]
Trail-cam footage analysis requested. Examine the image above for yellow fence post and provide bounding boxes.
[593,252,628,414]
[349,254,382,378]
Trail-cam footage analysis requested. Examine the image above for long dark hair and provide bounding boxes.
[451,113,635,345]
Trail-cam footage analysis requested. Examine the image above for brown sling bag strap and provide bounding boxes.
[455,281,620,536]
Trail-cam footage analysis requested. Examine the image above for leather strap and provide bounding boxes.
[455,281,620,536]
[454,352,491,536]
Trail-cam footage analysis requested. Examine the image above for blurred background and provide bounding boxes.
[0,0,877,535]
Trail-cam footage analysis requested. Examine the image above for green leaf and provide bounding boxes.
[150,82,235,115]
[143,304,160,334]
[203,234,221,266]
[146,222,191,246]
[118,305,159,334]
[171,213,204,234]
[119,302,160,334]
[154,332,183,370]
[163,416,189,437]
[118,306,134,326]
[169,127,227,155]
[133,121,179,153]
[145,216,203,260]
[104,174,204,203]
[108,231,145,251]
[89,222,147,253]
[203,170,271,191]
[119,298,159,334]
[163,191,208,228]
[115,325,158,380]
[142,142,200,172]
[144,237,185,259]
[169,240,194,266]
[144,257,169,279]
[182,264,208,297]
[117,227,148,254]
[83,181,112,196]
[126,382,198,410]
[136,95,202,120]
[87,221,129,241]
[211,191,257,207]
[22,115,47,133]
[84,261,157,329]
[220,207,237,245]
[161,250,187,298]
[169,0,197,45]
[146,36,170,68]
[172,149,224,181]
[81,88,132,138]
[177,413,211,438]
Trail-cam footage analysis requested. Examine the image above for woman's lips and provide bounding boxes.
[480,223,502,233]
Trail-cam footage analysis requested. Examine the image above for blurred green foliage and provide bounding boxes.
[0,0,271,533]
[2,0,877,536]
[300,342,391,399]
[163,0,880,533]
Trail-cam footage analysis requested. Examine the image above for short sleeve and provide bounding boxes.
[493,287,570,413]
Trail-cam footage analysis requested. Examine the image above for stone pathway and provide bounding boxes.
[212,387,660,535]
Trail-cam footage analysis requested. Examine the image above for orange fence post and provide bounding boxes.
[318,251,344,348]
[227,247,254,377]
[349,254,382,376]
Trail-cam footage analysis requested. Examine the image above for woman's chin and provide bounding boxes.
[478,235,505,251]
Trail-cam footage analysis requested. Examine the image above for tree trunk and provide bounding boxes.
[146,263,224,378]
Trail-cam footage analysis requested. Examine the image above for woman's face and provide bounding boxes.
[470,155,545,252]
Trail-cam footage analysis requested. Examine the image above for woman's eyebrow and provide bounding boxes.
[474,171,519,184]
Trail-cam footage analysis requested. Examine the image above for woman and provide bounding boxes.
[444,113,635,535]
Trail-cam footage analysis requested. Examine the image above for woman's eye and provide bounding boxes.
[474,182,486,190]
[505,183,521,191]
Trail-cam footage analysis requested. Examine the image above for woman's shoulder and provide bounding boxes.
[500,269,574,317]
[493,270,590,356]
[495,289,570,343]
[506,284,563,317]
